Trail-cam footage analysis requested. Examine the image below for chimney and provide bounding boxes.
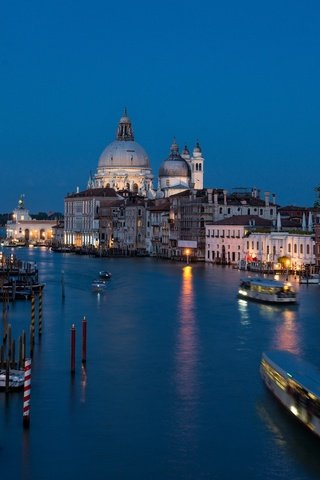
[214,192,218,205]
[223,189,227,206]
[207,188,213,204]
[265,191,270,207]
[272,193,276,205]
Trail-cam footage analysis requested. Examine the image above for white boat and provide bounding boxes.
[238,277,297,304]
[260,350,320,438]
[91,279,107,292]
[99,271,112,280]
[299,274,320,285]
[0,368,24,390]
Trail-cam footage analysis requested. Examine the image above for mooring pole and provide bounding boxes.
[38,287,43,336]
[23,358,32,428]
[71,324,76,374]
[31,292,35,337]
[61,271,65,301]
[82,316,87,364]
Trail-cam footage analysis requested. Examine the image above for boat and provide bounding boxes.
[0,368,24,390]
[299,274,320,285]
[238,277,297,304]
[260,350,320,438]
[91,279,107,292]
[99,271,112,280]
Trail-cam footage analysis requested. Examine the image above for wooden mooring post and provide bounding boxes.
[70,324,76,374]
[38,287,43,336]
[82,316,87,364]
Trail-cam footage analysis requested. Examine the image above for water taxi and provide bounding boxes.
[260,350,320,438]
[238,277,297,304]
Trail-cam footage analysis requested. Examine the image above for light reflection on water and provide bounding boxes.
[176,266,198,401]
[274,309,301,355]
[173,265,199,453]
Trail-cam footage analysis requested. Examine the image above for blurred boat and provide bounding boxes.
[261,350,320,438]
[99,271,112,280]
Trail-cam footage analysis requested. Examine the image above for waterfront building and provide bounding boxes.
[51,220,65,247]
[205,215,273,264]
[96,197,125,251]
[146,198,170,256]
[315,223,320,267]
[5,196,56,245]
[109,194,148,255]
[167,187,277,261]
[64,187,122,247]
[245,231,315,271]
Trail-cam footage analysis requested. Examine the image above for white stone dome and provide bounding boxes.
[158,140,191,178]
[98,140,150,169]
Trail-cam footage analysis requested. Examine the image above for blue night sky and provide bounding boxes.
[1,0,320,213]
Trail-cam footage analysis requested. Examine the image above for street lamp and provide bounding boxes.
[185,249,190,265]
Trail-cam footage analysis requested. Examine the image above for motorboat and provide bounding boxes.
[91,279,107,292]
[238,277,297,304]
[99,271,112,280]
[0,368,24,390]
[261,350,320,438]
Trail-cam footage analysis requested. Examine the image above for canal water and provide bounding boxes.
[1,247,320,480]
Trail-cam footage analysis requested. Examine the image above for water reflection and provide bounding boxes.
[176,266,198,400]
[238,299,250,326]
[174,266,199,450]
[273,309,300,355]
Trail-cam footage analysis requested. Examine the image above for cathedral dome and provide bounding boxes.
[158,140,191,178]
[98,140,150,168]
[98,109,150,169]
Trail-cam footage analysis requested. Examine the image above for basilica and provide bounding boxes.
[89,109,204,197]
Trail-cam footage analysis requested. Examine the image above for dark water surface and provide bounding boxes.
[1,247,320,479]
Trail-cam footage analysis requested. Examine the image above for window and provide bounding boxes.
[294,244,297,253]
[307,244,310,254]
[288,244,291,253]
[300,244,303,254]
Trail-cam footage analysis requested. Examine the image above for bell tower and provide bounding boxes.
[190,142,204,189]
